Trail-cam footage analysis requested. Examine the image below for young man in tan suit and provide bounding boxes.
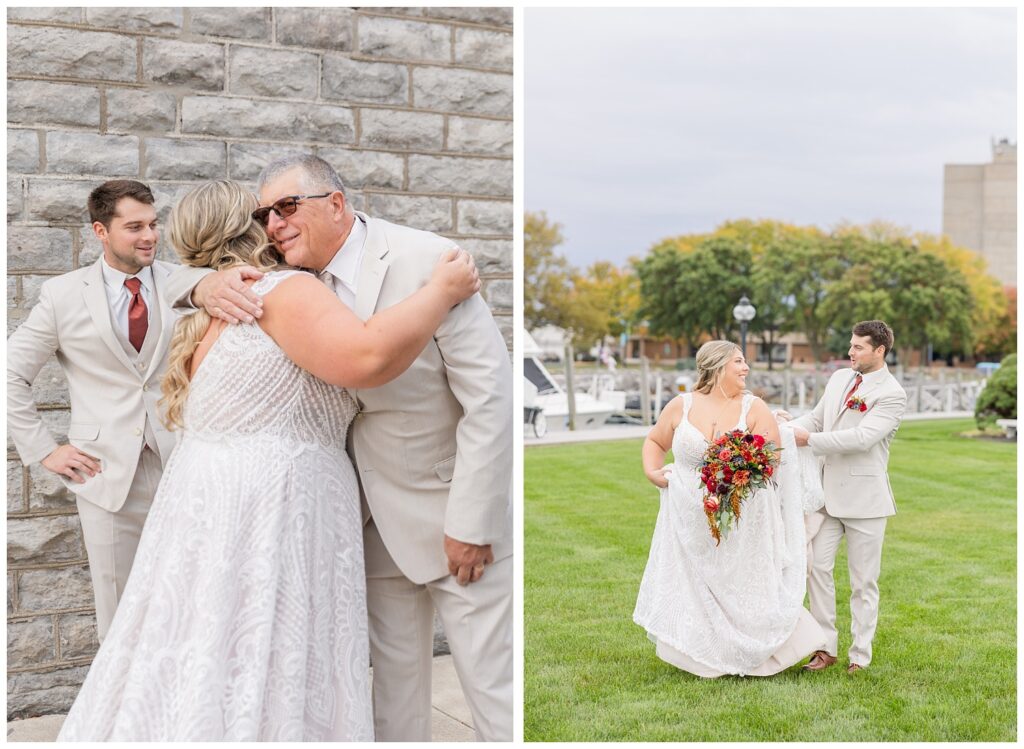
[8,180,178,639]
[785,320,907,673]
[165,156,513,741]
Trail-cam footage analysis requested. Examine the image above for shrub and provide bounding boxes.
[975,354,1017,428]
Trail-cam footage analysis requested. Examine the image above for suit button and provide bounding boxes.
[134,428,142,436]
[137,362,145,370]
[143,384,149,391]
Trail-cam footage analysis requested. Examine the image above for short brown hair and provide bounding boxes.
[88,180,155,227]
[852,320,895,355]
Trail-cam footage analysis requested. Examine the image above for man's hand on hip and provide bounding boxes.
[41,445,101,484]
[194,265,265,324]
[444,534,494,586]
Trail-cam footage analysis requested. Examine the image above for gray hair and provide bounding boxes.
[256,154,347,198]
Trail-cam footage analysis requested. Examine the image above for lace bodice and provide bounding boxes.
[183,271,357,449]
[671,392,754,471]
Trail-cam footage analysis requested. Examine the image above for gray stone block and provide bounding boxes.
[85,7,183,33]
[229,46,318,99]
[78,230,104,268]
[190,7,270,40]
[228,143,312,182]
[367,194,452,233]
[7,26,136,82]
[457,199,512,235]
[7,572,15,615]
[276,8,354,51]
[28,463,74,511]
[45,132,139,177]
[8,460,26,515]
[495,312,512,351]
[8,129,40,173]
[145,138,226,180]
[447,116,513,156]
[455,27,512,70]
[182,96,354,144]
[27,181,94,225]
[30,357,70,408]
[16,565,93,613]
[360,109,444,151]
[413,67,511,117]
[20,275,47,308]
[317,147,404,190]
[459,238,511,274]
[9,177,24,220]
[8,82,101,128]
[322,55,408,105]
[148,183,195,226]
[143,38,225,91]
[8,515,84,566]
[8,226,75,271]
[358,16,450,62]
[7,7,82,22]
[424,7,513,27]
[58,612,99,660]
[482,278,512,311]
[106,89,178,133]
[6,665,90,720]
[7,617,55,669]
[408,155,511,197]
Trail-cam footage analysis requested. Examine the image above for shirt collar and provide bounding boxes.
[100,255,154,293]
[858,364,889,388]
[321,216,367,288]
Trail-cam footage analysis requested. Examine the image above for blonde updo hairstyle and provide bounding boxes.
[159,180,285,429]
[694,340,743,395]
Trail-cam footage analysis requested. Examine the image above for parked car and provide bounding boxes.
[976,362,1001,375]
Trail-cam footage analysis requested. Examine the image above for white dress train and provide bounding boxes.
[633,392,826,677]
[58,271,373,741]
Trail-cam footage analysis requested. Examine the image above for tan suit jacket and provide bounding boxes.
[790,367,907,519]
[7,259,177,512]
[165,213,513,584]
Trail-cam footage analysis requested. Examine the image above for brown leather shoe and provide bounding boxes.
[802,650,837,671]
[847,663,865,674]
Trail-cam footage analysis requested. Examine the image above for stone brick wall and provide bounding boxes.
[7,6,512,719]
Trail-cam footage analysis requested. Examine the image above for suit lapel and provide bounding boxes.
[353,213,390,322]
[143,262,176,380]
[82,260,138,374]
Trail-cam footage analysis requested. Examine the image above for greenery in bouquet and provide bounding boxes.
[699,430,781,545]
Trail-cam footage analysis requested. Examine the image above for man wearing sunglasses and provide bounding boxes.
[165,155,512,742]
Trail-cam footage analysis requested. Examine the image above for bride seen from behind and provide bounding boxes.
[634,340,827,678]
[57,180,480,741]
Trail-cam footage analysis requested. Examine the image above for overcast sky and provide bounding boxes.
[525,7,1017,268]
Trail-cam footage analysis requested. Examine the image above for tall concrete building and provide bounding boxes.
[942,138,1017,286]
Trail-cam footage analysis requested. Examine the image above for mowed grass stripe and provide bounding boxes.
[524,419,1016,742]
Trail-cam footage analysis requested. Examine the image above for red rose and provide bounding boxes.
[860,403,867,412]
[704,498,719,512]
[753,434,765,448]
[718,449,731,461]
[764,465,773,477]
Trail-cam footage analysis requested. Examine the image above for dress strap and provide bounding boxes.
[250,269,308,298]
[680,391,692,419]
[737,392,754,430]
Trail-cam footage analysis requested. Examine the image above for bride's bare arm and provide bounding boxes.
[747,397,781,445]
[642,396,683,488]
[258,248,479,388]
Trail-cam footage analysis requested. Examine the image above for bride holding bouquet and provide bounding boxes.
[633,340,826,677]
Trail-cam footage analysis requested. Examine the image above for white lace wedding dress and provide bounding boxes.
[58,271,373,741]
[633,392,825,677]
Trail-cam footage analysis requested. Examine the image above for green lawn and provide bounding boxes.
[524,419,1016,741]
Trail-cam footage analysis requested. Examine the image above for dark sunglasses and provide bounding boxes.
[251,193,332,227]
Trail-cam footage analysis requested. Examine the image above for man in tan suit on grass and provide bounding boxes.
[165,156,513,741]
[783,320,907,674]
[7,180,177,640]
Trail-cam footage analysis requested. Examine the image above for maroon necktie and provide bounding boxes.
[843,373,863,405]
[124,277,148,352]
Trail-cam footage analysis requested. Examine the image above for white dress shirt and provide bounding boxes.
[100,256,154,339]
[318,216,367,308]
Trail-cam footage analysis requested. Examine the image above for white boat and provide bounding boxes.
[524,330,618,435]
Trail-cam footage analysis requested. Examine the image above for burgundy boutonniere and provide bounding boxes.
[846,395,868,412]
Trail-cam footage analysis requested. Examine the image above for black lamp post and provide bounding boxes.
[733,295,756,358]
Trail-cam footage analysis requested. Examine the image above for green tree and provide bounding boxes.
[524,211,571,332]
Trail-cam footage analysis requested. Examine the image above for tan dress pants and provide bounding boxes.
[808,508,887,667]
[75,447,160,641]
[364,520,513,742]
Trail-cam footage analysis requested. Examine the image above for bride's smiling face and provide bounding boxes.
[718,348,749,393]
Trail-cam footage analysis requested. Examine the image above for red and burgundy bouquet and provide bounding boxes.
[846,395,867,412]
[699,430,781,545]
